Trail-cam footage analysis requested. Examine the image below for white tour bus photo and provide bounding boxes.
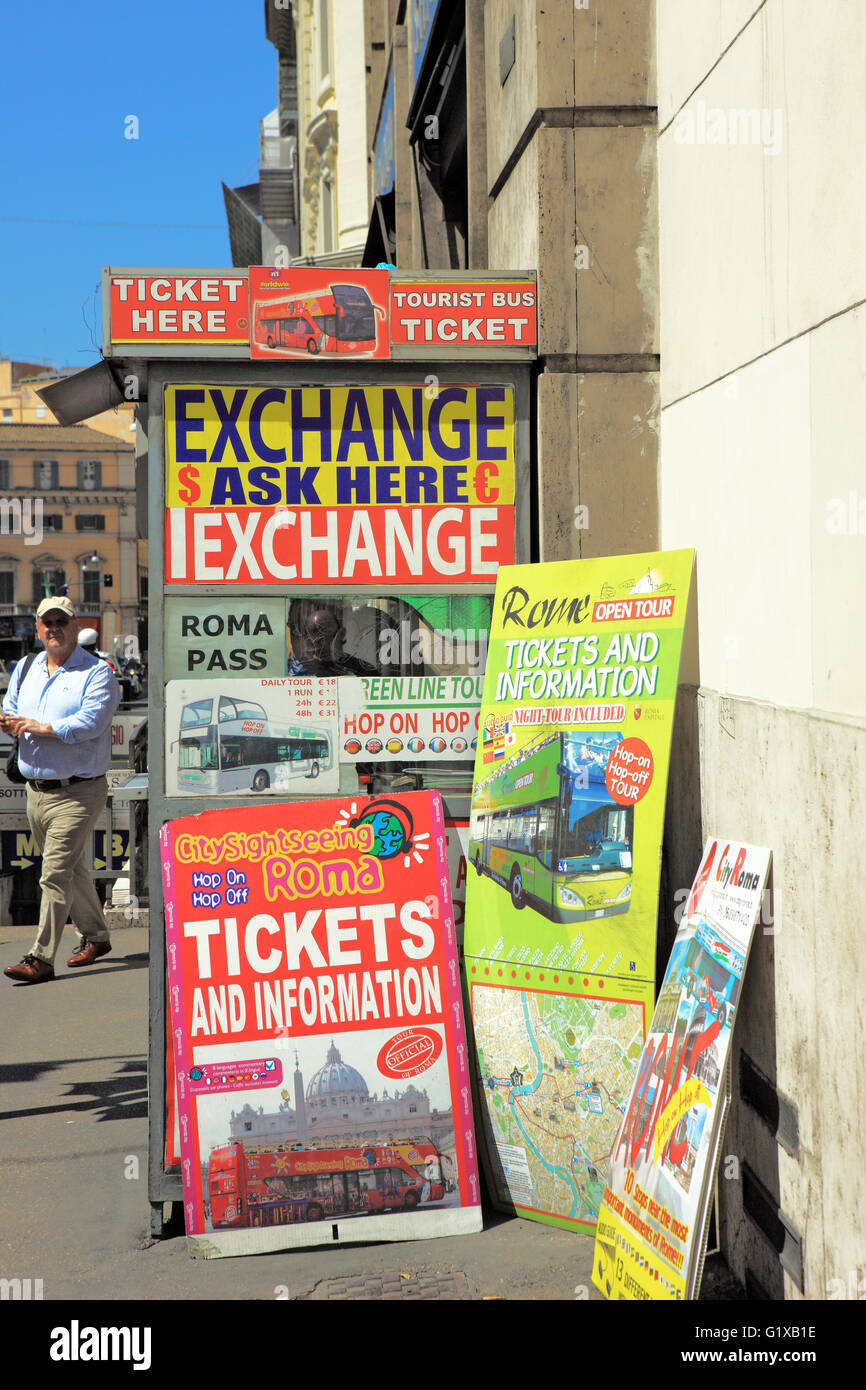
[174,694,332,793]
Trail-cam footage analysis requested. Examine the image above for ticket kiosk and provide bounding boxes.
[100,265,536,1232]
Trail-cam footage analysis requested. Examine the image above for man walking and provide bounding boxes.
[2,597,120,985]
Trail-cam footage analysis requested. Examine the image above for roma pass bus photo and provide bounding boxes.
[469,732,633,922]
[254,283,383,355]
[207,1143,445,1229]
[174,694,332,793]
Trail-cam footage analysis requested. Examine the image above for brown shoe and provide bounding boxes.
[4,954,55,984]
[67,939,112,968]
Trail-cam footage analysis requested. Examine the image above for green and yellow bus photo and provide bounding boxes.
[469,732,633,923]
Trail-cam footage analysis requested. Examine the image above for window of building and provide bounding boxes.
[81,566,101,607]
[43,515,63,532]
[0,571,14,605]
[319,0,331,84]
[75,514,106,532]
[32,568,65,604]
[78,460,102,490]
[0,460,10,489]
[321,177,335,252]
[34,460,58,490]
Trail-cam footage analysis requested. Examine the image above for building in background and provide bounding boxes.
[0,358,136,443]
[223,0,369,268]
[656,0,865,1303]
[360,0,864,1301]
[0,422,139,666]
[223,0,301,268]
[363,1,659,564]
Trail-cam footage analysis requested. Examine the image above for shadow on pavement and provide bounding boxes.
[0,1055,147,1123]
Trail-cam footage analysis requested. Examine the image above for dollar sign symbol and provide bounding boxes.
[177,464,201,505]
[475,462,499,503]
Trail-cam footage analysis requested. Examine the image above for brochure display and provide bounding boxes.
[161,790,481,1256]
[593,838,772,1299]
[464,550,694,1230]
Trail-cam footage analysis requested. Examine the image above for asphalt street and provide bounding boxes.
[1,923,606,1303]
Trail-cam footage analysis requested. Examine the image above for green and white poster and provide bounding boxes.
[464,550,694,1231]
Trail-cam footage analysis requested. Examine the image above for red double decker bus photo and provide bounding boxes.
[253,282,385,356]
[207,1141,445,1229]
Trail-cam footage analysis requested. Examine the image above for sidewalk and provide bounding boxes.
[0,924,739,1302]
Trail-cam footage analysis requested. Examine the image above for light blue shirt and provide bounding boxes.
[3,647,120,780]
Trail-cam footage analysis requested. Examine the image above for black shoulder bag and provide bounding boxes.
[5,654,38,784]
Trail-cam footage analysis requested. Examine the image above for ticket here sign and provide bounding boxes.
[104,269,536,357]
[164,383,516,586]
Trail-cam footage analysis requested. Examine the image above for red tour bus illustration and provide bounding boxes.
[254,282,385,355]
[207,1141,446,1228]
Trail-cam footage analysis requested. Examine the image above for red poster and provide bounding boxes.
[390,278,537,350]
[108,273,249,345]
[163,503,508,585]
[250,267,390,359]
[161,791,481,1255]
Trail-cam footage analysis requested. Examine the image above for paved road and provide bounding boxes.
[1,925,608,1302]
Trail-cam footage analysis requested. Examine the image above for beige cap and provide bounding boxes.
[36,595,76,620]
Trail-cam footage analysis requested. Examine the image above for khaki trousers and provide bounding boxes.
[26,777,110,964]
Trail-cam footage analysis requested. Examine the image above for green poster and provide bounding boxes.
[464,550,694,1231]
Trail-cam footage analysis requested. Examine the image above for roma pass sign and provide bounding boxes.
[463,549,694,1232]
[593,838,772,1300]
[163,383,515,586]
[160,791,482,1255]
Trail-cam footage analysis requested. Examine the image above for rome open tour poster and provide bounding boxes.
[161,790,481,1256]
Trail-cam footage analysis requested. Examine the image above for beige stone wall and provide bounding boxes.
[658,0,866,1297]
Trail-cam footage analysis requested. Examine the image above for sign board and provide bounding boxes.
[109,712,147,762]
[164,596,288,680]
[339,674,482,765]
[0,826,129,873]
[593,838,772,1300]
[164,678,339,798]
[163,382,515,586]
[464,549,694,1231]
[103,269,537,360]
[389,278,537,354]
[160,790,481,1254]
[250,267,389,360]
[107,271,249,348]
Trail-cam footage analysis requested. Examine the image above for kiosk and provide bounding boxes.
[99,266,537,1233]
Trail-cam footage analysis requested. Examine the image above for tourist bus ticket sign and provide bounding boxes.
[463,549,695,1234]
[593,838,772,1299]
[160,790,481,1256]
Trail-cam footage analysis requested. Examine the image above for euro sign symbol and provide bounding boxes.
[475,462,499,502]
[177,464,201,505]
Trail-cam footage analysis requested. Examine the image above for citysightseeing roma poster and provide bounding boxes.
[593,838,771,1299]
[463,549,694,1231]
[160,790,481,1256]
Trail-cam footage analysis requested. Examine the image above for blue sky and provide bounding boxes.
[0,0,275,370]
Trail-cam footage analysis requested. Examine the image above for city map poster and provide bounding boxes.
[463,549,694,1230]
[160,790,481,1256]
[592,838,772,1300]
